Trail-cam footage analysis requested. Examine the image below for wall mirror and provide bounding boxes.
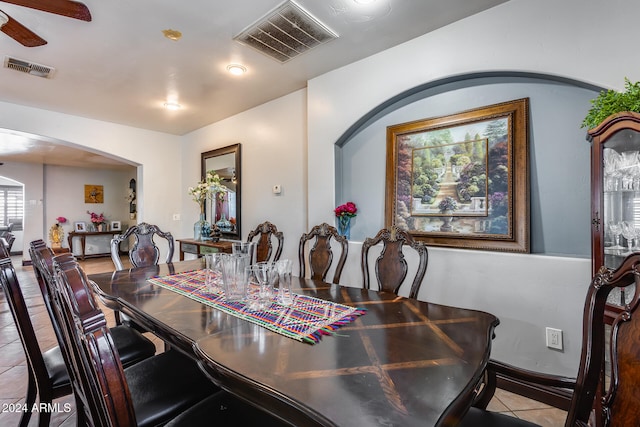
[201,143,241,240]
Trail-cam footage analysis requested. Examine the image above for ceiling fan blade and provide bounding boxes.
[1,0,91,21]
[0,10,47,46]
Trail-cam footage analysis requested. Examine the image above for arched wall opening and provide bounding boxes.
[0,129,139,259]
[334,72,602,257]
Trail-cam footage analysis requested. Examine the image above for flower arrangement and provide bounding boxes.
[438,196,458,213]
[87,211,105,225]
[334,202,357,239]
[188,171,226,205]
[334,201,357,218]
[56,216,67,225]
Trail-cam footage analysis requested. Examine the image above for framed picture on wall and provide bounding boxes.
[84,184,104,203]
[74,222,87,232]
[111,221,122,231]
[385,98,530,253]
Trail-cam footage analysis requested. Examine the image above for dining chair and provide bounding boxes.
[29,240,156,367]
[361,226,428,299]
[298,222,348,284]
[461,253,640,426]
[247,221,284,263]
[110,222,175,271]
[0,244,72,427]
[51,254,288,427]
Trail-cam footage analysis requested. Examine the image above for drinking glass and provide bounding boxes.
[232,241,257,264]
[621,221,636,254]
[603,148,622,191]
[220,253,250,302]
[245,264,275,310]
[204,253,223,292]
[609,221,623,250]
[274,259,294,306]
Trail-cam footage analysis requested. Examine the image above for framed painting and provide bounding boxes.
[385,98,530,252]
[84,184,104,203]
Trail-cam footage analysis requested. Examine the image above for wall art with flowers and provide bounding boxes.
[385,98,530,252]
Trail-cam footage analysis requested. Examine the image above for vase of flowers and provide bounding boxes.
[49,216,67,247]
[188,171,225,240]
[335,201,357,240]
[438,196,458,232]
[87,211,106,231]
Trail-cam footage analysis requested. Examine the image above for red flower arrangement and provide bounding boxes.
[56,216,67,224]
[87,211,105,224]
[334,201,357,218]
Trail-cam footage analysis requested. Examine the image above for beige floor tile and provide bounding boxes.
[493,388,552,411]
[513,407,567,426]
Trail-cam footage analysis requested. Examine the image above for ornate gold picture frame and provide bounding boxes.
[385,98,530,252]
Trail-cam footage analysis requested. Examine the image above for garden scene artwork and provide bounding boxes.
[386,99,530,252]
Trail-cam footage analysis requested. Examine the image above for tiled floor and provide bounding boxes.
[0,255,567,426]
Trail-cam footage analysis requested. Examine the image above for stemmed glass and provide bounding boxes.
[609,221,624,250]
[633,223,640,250]
[619,151,638,190]
[603,148,622,191]
[621,221,636,254]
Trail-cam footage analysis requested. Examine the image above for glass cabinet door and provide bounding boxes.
[590,113,640,311]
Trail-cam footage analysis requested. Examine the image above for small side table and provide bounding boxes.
[176,238,234,260]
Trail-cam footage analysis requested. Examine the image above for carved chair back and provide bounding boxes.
[52,255,137,426]
[247,221,283,263]
[0,243,72,427]
[29,240,69,348]
[569,255,640,426]
[361,227,428,299]
[298,222,348,284]
[111,222,174,270]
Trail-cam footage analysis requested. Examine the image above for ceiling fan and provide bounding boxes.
[0,0,91,47]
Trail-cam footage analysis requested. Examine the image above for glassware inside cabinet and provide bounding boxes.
[602,132,640,307]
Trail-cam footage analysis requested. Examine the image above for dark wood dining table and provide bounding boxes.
[89,259,499,427]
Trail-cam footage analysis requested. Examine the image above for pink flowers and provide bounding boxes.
[56,216,67,224]
[86,211,105,224]
[334,202,357,218]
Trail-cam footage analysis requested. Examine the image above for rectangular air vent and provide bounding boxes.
[4,56,55,79]
[234,0,337,63]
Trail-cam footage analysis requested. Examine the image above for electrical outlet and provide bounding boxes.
[546,327,563,350]
[172,214,180,221]
[272,184,282,194]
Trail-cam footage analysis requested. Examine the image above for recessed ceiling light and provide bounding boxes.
[162,29,182,41]
[353,0,376,4]
[226,64,247,76]
[163,102,181,111]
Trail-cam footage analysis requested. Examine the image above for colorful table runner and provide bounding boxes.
[147,270,366,344]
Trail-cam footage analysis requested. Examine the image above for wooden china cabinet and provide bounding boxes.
[588,112,640,427]
[588,112,640,320]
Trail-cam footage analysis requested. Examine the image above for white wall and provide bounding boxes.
[44,165,135,257]
[181,90,307,264]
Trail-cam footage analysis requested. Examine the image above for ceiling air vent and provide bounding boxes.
[4,56,55,79]
[234,0,337,63]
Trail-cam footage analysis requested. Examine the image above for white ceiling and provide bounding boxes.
[0,0,508,167]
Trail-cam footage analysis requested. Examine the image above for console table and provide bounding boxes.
[68,231,120,260]
[176,238,234,260]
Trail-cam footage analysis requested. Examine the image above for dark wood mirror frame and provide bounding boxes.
[201,143,241,240]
